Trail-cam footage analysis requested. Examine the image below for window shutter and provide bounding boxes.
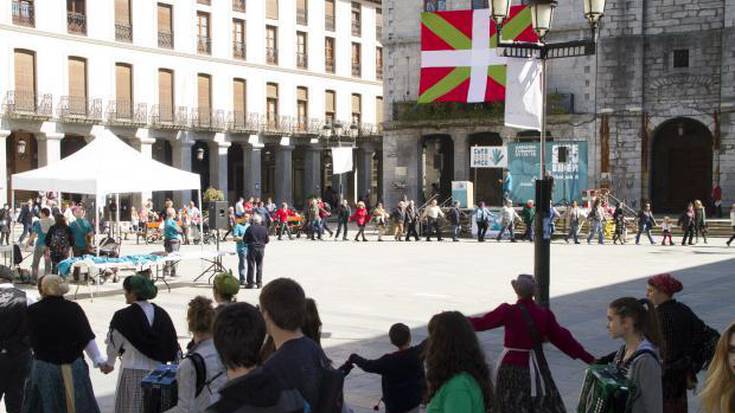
[233,79,246,114]
[157,4,172,33]
[115,64,132,103]
[266,0,278,19]
[325,0,335,26]
[158,69,173,109]
[352,94,361,114]
[267,83,278,99]
[68,57,87,99]
[14,50,35,93]
[115,0,130,24]
[197,74,211,109]
[325,91,335,113]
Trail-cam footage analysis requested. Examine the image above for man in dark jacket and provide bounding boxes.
[447,201,463,242]
[0,266,34,413]
[346,323,426,413]
[243,214,269,289]
[521,200,536,242]
[334,200,351,241]
[208,302,306,413]
[16,200,34,244]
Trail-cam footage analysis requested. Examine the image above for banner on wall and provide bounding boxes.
[507,141,588,205]
[470,146,508,168]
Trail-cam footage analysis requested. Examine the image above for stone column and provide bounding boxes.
[357,144,374,202]
[452,132,469,181]
[37,132,64,167]
[243,144,263,199]
[172,132,193,206]
[303,146,322,198]
[0,130,10,206]
[208,136,230,201]
[275,144,294,205]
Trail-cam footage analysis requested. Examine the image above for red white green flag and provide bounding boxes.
[419,6,538,104]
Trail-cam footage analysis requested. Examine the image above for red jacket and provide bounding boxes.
[468,298,594,366]
[349,207,370,226]
[273,208,293,223]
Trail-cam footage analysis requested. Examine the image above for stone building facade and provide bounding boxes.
[382,0,735,213]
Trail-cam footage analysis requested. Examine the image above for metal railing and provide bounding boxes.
[377,66,383,80]
[352,64,361,77]
[228,111,259,132]
[325,58,335,73]
[115,23,132,42]
[352,21,361,36]
[297,9,308,25]
[3,90,52,117]
[325,18,335,32]
[266,47,278,64]
[191,108,225,130]
[12,1,34,26]
[197,35,211,54]
[158,31,174,48]
[233,41,246,59]
[296,52,308,69]
[232,0,245,12]
[58,96,102,121]
[67,12,86,34]
[107,100,146,124]
[151,104,174,124]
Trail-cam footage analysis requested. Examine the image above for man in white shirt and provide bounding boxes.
[235,197,245,218]
[496,200,520,242]
[188,201,202,243]
[422,199,445,241]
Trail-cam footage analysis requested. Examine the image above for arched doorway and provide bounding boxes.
[6,131,38,205]
[468,132,503,206]
[651,118,713,212]
[421,134,454,203]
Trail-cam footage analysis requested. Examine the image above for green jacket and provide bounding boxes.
[521,206,536,224]
[426,372,485,413]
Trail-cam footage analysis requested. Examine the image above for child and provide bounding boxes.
[661,216,673,246]
[345,323,426,413]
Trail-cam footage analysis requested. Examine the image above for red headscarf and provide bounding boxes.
[647,273,683,296]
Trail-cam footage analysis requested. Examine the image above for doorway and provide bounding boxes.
[6,131,38,204]
[420,134,453,203]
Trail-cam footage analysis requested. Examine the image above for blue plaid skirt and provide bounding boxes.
[22,357,100,413]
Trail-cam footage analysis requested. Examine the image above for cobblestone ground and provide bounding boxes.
[3,230,734,413]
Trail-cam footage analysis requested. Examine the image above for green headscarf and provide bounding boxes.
[214,271,240,298]
[125,274,158,301]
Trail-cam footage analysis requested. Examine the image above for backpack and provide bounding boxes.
[185,352,224,397]
[314,357,345,413]
[47,227,71,254]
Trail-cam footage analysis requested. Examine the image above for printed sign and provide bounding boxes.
[470,146,508,168]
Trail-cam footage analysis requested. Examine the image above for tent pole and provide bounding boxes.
[95,199,100,256]
[115,193,120,239]
[197,189,203,248]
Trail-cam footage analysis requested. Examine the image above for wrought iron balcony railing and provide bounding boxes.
[158,32,174,49]
[150,104,173,125]
[12,1,34,27]
[227,111,259,132]
[67,12,86,34]
[377,66,383,80]
[191,108,225,130]
[115,23,133,42]
[3,90,52,118]
[297,9,308,25]
[325,59,335,73]
[266,47,278,64]
[107,100,147,124]
[233,41,246,59]
[352,64,361,77]
[297,52,308,69]
[261,114,294,134]
[352,21,361,36]
[232,0,245,12]
[58,96,103,122]
[197,35,211,54]
[325,18,335,32]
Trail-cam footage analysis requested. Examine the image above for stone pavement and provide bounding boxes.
[3,234,734,413]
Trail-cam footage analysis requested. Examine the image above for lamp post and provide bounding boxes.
[490,0,606,307]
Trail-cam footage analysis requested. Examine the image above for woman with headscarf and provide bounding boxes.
[23,275,105,413]
[212,272,240,310]
[468,274,595,413]
[646,273,717,412]
[101,275,180,413]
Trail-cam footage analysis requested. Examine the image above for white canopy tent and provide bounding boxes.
[10,128,203,256]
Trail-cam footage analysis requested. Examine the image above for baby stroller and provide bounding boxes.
[91,236,121,284]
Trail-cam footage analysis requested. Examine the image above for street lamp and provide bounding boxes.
[16,138,27,155]
[491,0,606,308]
[196,147,205,161]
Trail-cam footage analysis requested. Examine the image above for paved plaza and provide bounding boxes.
[4,233,735,413]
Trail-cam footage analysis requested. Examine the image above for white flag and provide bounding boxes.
[504,58,543,131]
[331,147,353,174]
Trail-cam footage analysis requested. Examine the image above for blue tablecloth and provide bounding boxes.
[57,254,164,277]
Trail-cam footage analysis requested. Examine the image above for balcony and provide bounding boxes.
[352,21,361,37]
[232,0,245,12]
[293,118,322,136]
[352,64,361,78]
[12,1,34,27]
[233,41,246,60]
[261,114,293,134]
[3,90,52,119]
[297,9,308,25]
[266,47,278,64]
[296,52,308,69]
[228,111,259,132]
[325,18,335,32]
[192,108,225,130]
[58,96,102,123]
[197,35,211,55]
[107,100,147,125]
[325,59,335,73]
[158,32,174,49]
[67,12,86,34]
[115,23,132,42]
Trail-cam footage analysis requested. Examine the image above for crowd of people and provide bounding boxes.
[0,266,733,413]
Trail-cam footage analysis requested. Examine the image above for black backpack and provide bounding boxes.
[314,357,345,413]
[185,352,224,397]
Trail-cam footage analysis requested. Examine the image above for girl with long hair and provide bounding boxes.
[699,322,735,413]
[607,297,663,413]
[425,311,491,413]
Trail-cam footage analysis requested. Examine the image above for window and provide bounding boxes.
[296,0,307,25]
[197,12,211,54]
[472,0,488,8]
[14,49,36,111]
[158,69,174,122]
[67,0,86,34]
[297,87,308,131]
[376,7,382,41]
[115,0,132,42]
[325,90,335,126]
[68,57,87,115]
[197,0,210,4]
[296,32,308,69]
[157,3,173,48]
[376,47,383,80]
[351,2,361,36]
[673,49,689,68]
[325,37,335,73]
[266,0,278,20]
[376,96,383,126]
[197,73,212,126]
[424,0,446,11]
[266,26,278,64]
[351,93,361,126]
[115,63,133,119]
[232,0,245,12]
[325,0,335,31]
[352,42,361,77]
[12,0,34,27]
[266,83,279,129]
[233,19,246,59]
[233,78,247,128]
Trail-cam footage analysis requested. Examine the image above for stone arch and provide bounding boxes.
[6,130,38,204]
[650,117,713,212]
